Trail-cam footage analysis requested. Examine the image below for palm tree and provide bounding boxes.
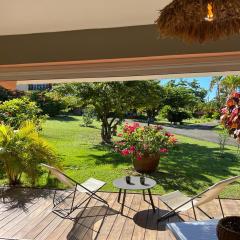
[220,75,240,94]
[210,76,223,108]
[0,121,58,185]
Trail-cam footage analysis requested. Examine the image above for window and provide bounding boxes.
[28,84,52,91]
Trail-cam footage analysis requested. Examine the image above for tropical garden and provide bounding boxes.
[0,76,239,198]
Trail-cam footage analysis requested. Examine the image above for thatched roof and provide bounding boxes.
[156,0,240,43]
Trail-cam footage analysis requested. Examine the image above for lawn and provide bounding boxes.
[39,115,240,198]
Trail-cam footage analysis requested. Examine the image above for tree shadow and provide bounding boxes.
[89,142,240,195]
[50,115,78,122]
[1,187,53,211]
[148,143,240,195]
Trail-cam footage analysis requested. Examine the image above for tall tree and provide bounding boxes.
[210,76,223,108]
[221,75,240,94]
[53,81,164,143]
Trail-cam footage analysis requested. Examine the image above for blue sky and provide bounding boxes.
[160,76,216,100]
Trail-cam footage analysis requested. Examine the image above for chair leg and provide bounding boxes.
[118,189,122,203]
[197,206,213,219]
[218,196,225,218]
[121,190,127,214]
[70,185,77,212]
[191,201,197,220]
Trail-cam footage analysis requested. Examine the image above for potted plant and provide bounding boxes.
[115,122,177,173]
[217,216,240,240]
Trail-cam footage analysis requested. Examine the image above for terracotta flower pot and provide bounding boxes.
[133,152,160,173]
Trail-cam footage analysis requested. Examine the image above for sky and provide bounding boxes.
[160,76,216,100]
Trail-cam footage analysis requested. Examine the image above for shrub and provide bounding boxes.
[158,105,172,120]
[82,105,95,127]
[167,110,191,124]
[0,97,43,129]
[0,121,59,185]
[212,111,220,120]
[28,91,66,117]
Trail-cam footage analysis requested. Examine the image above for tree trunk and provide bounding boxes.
[101,119,112,144]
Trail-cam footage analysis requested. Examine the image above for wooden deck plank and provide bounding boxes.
[107,193,135,240]
[27,191,88,240]
[12,199,53,239]
[71,192,110,240]
[0,197,51,237]
[57,192,109,240]
[41,192,88,240]
[144,195,159,240]
[131,194,150,240]
[0,188,239,240]
[91,192,118,240]
[95,192,120,240]
[119,194,142,240]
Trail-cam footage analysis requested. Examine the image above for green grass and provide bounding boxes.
[37,115,240,199]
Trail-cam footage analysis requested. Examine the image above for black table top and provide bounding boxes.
[113,176,156,190]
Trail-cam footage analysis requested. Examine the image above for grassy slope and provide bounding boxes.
[39,116,240,198]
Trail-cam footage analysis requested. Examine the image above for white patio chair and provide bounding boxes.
[158,176,240,222]
[41,163,108,218]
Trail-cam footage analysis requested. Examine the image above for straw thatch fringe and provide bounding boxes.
[156,0,240,43]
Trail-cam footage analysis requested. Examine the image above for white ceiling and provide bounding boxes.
[0,0,170,36]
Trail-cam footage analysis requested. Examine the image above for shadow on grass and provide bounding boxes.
[89,142,240,195]
[88,144,131,167]
[50,115,78,122]
[149,143,240,195]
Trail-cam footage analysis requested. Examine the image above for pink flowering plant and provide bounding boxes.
[115,122,177,161]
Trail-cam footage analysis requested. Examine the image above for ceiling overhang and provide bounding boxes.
[1,52,240,82]
[1,1,240,82]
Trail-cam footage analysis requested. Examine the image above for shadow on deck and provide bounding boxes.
[0,187,239,240]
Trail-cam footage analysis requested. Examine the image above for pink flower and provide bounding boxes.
[160,148,168,153]
[136,151,142,161]
[129,146,136,152]
[221,107,227,114]
[137,155,142,161]
[123,123,140,134]
[121,149,130,156]
[115,141,125,146]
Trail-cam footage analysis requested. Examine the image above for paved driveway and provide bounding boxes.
[126,120,238,147]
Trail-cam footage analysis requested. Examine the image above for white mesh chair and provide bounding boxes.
[158,176,240,222]
[41,163,108,218]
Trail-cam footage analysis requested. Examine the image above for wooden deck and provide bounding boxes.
[0,188,239,240]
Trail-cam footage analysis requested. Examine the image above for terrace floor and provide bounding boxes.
[0,188,239,240]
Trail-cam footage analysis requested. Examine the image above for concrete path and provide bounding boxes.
[126,120,238,147]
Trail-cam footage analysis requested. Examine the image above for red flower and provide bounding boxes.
[117,133,123,137]
[129,146,136,152]
[160,148,168,153]
[165,132,174,137]
[121,149,130,156]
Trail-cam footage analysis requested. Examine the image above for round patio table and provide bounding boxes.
[113,176,156,214]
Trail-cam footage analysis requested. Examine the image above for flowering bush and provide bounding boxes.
[115,122,177,161]
[221,92,240,141]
